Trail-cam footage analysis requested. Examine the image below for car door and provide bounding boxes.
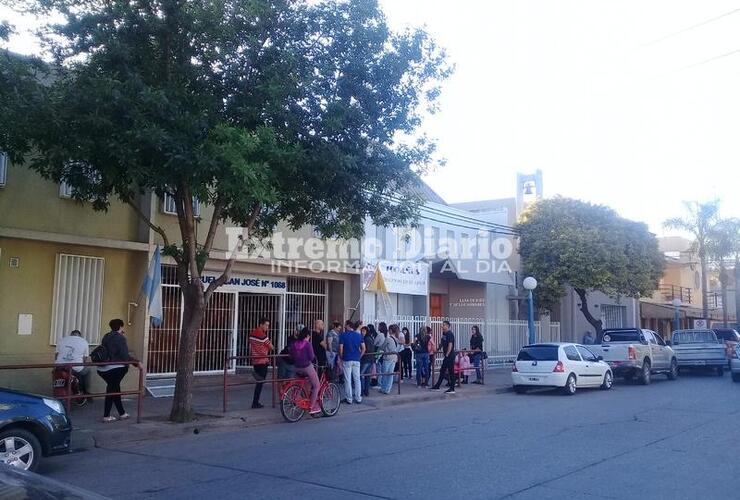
[644,330,666,369]
[575,345,603,386]
[651,331,670,368]
[562,345,584,383]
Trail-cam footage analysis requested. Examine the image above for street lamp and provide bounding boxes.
[671,298,681,332]
[523,276,538,345]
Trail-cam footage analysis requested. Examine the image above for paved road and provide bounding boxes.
[43,372,740,500]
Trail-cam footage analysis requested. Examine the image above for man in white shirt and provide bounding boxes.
[55,330,91,394]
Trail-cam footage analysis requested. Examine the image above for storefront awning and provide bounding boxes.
[429,258,514,287]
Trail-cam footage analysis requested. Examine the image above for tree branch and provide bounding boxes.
[175,186,200,283]
[204,202,261,303]
[203,195,225,254]
[125,198,172,250]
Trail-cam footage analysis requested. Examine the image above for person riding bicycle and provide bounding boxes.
[54,329,91,395]
[290,327,321,415]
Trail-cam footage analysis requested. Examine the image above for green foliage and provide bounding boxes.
[2,0,450,241]
[517,197,665,311]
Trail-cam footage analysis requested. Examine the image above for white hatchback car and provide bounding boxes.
[512,343,614,395]
[731,344,740,383]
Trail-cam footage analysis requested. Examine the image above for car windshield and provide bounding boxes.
[517,346,559,361]
[601,330,641,343]
[672,331,717,344]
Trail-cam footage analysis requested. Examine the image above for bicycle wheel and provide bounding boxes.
[280,384,307,423]
[320,382,342,417]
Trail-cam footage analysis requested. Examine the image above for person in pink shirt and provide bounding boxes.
[289,326,320,415]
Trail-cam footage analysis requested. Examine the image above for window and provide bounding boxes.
[0,151,7,187]
[653,334,666,346]
[576,346,597,362]
[564,345,581,361]
[517,345,559,361]
[59,181,74,198]
[601,304,627,328]
[50,254,105,345]
[163,193,201,217]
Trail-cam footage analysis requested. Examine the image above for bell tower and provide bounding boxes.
[516,170,543,216]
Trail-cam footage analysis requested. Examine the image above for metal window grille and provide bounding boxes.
[601,305,627,328]
[50,254,105,345]
[147,285,235,374]
[162,193,200,217]
[0,152,7,187]
[59,181,73,198]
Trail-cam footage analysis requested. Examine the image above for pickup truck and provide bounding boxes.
[587,328,678,384]
[671,329,727,376]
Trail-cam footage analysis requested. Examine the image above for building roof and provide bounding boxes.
[416,180,447,205]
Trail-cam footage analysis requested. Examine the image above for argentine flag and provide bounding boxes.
[141,245,163,327]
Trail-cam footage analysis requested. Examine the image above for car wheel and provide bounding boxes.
[717,367,724,377]
[667,359,678,380]
[601,371,613,390]
[0,428,42,472]
[732,372,740,383]
[562,374,577,395]
[640,360,651,385]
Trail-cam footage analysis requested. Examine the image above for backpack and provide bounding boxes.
[90,335,110,363]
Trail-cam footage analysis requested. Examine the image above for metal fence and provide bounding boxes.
[361,315,560,365]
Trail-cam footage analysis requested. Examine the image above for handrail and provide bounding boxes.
[222,352,403,413]
[0,361,145,423]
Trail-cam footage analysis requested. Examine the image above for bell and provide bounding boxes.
[523,183,534,195]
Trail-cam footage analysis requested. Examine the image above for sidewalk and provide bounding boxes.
[70,367,513,450]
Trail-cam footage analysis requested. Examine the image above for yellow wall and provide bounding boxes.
[0,164,141,242]
[0,237,147,394]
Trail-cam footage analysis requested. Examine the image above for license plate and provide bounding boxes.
[529,377,540,382]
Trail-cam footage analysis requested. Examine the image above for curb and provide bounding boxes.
[72,385,513,450]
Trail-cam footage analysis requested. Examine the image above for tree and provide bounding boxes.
[664,201,720,320]
[517,197,665,338]
[708,218,740,328]
[2,0,450,422]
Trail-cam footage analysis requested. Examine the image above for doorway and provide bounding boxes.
[236,293,282,369]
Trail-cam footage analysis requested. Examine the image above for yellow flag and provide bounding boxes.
[365,264,389,294]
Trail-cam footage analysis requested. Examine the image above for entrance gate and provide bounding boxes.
[236,293,282,369]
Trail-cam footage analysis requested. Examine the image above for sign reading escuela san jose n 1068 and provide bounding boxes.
[200,272,287,294]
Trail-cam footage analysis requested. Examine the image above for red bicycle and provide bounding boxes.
[280,368,341,422]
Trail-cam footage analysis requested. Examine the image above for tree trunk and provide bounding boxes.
[574,288,603,341]
[699,246,709,320]
[169,282,205,423]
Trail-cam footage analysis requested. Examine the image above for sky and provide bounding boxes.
[2,1,739,235]
[379,0,740,235]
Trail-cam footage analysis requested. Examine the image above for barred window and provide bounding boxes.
[50,254,105,345]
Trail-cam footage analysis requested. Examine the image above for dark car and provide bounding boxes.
[0,388,72,471]
[0,464,108,499]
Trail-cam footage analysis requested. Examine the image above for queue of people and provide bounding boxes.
[244,317,487,409]
[54,318,139,423]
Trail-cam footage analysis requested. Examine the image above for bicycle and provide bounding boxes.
[280,367,341,423]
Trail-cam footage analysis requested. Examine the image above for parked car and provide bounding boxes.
[711,328,740,364]
[588,328,677,384]
[0,464,107,499]
[731,345,740,382]
[512,343,613,395]
[0,388,72,471]
[671,329,727,376]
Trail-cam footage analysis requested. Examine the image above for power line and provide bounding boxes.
[676,47,740,72]
[639,8,740,49]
